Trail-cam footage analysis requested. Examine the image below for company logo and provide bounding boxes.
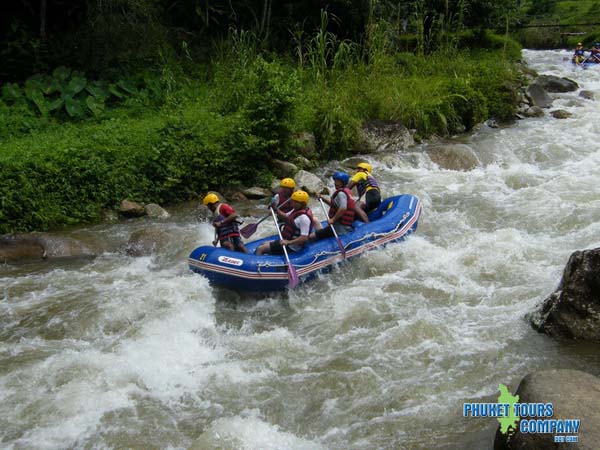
[463,384,581,443]
[218,256,243,266]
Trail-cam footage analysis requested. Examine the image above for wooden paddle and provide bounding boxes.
[269,206,299,289]
[240,197,292,239]
[318,197,346,259]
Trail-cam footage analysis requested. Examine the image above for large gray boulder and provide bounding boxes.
[494,370,600,450]
[125,226,171,256]
[144,203,170,219]
[526,83,553,109]
[426,144,480,171]
[530,248,600,342]
[0,234,46,262]
[0,233,96,262]
[358,120,414,154]
[294,170,327,195]
[271,159,298,178]
[119,199,145,217]
[536,75,579,93]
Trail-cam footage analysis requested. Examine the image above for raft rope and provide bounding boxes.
[255,211,412,271]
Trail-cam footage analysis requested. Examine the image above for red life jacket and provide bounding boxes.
[329,188,356,226]
[214,204,240,239]
[281,208,314,240]
[275,188,293,213]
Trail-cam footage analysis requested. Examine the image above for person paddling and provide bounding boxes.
[572,42,586,65]
[256,190,314,255]
[310,171,355,241]
[271,178,295,227]
[347,162,381,223]
[202,193,248,253]
[590,43,600,63]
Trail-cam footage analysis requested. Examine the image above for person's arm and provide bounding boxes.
[317,194,332,207]
[275,208,288,220]
[348,172,366,197]
[281,215,310,246]
[214,204,238,227]
[328,193,347,225]
[283,234,309,247]
[270,194,279,209]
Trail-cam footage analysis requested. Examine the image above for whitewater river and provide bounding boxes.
[2,49,600,449]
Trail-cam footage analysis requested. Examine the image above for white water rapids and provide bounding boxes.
[2,50,600,449]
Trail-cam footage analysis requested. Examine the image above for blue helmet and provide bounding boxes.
[332,171,350,185]
[596,42,600,47]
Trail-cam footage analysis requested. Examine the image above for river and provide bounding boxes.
[2,49,600,449]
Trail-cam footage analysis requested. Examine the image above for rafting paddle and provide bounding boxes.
[318,197,346,259]
[240,197,292,239]
[269,206,299,289]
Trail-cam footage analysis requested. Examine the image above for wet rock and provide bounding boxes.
[144,203,170,219]
[0,235,46,262]
[0,233,97,262]
[524,106,544,118]
[119,199,145,218]
[579,90,595,100]
[242,187,271,199]
[535,75,579,93]
[294,170,327,195]
[530,248,600,342]
[551,110,572,119]
[36,234,96,259]
[425,144,480,171]
[526,83,553,109]
[341,156,370,171]
[125,227,171,256]
[494,370,600,450]
[271,159,298,178]
[228,191,248,202]
[359,120,415,154]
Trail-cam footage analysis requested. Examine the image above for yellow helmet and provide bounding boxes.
[357,162,372,173]
[202,193,219,206]
[291,190,309,204]
[280,178,295,189]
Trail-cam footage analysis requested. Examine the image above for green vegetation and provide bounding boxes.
[518,0,600,48]
[0,2,525,234]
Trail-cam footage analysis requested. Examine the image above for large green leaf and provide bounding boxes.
[2,83,23,102]
[108,83,124,98]
[48,98,64,112]
[86,83,108,102]
[43,78,60,95]
[24,74,45,92]
[85,95,105,116]
[64,96,85,118]
[30,90,49,116]
[67,77,87,96]
[116,79,137,95]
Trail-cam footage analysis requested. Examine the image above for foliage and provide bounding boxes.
[0,3,526,233]
[1,66,144,121]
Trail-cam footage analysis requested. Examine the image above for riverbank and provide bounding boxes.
[0,32,522,234]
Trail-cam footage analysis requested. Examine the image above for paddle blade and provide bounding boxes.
[287,263,299,289]
[336,237,346,259]
[240,223,257,239]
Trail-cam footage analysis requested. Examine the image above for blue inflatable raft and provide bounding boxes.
[188,194,421,292]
